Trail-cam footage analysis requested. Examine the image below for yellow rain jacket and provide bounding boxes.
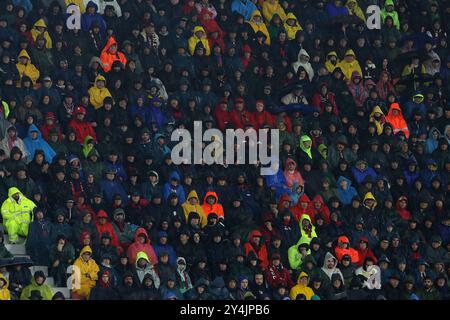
[88,75,113,110]
[363,192,378,210]
[346,0,366,22]
[262,0,287,23]
[182,190,207,227]
[1,187,36,243]
[188,26,211,56]
[369,105,386,135]
[325,51,340,73]
[337,49,362,82]
[0,273,11,300]
[72,246,99,299]
[298,214,317,245]
[283,12,302,40]
[289,271,315,300]
[247,10,271,45]
[16,50,40,87]
[65,0,86,13]
[30,19,53,49]
[20,276,54,300]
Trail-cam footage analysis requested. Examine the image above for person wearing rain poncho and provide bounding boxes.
[15,50,40,87]
[1,187,36,244]
[337,49,362,82]
[30,19,52,49]
[188,26,211,56]
[71,245,100,300]
[23,124,56,163]
[369,105,386,136]
[283,12,302,40]
[247,10,271,45]
[385,103,410,139]
[292,49,314,81]
[182,190,208,228]
[289,271,315,300]
[336,176,359,206]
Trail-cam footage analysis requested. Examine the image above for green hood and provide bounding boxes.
[299,135,312,159]
[136,251,150,267]
[8,187,22,199]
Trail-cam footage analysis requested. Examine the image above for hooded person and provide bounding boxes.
[132,251,161,289]
[247,10,271,45]
[30,18,52,49]
[283,12,302,41]
[385,103,410,139]
[89,269,119,300]
[291,195,313,222]
[126,228,158,266]
[345,0,365,22]
[244,230,269,270]
[369,105,386,136]
[283,157,304,189]
[163,171,186,205]
[88,75,113,110]
[287,239,311,271]
[72,245,100,300]
[0,273,10,300]
[292,49,314,81]
[335,236,359,263]
[201,191,225,220]
[81,1,107,35]
[231,0,258,21]
[337,49,362,82]
[100,36,127,73]
[320,252,344,289]
[380,0,400,30]
[297,135,313,163]
[262,0,287,22]
[95,210,120,248]
[298,214,318,245]
[0,125,29,159]
[425,127,441,155]
[356,236,378,267]
[289,271,314,300]
[336,176,359,206]
[1,187,36,243]
[188,26,211,56]
[23,124,56,163]
[265,253,295,289]
[325,51,340,74]
[20,271,54,300]
[16,50,40,87]
[175,256,193,294]
[68,106,97,144]
[182,190,207,228]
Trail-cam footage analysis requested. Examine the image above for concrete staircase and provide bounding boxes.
[1,224,72,299]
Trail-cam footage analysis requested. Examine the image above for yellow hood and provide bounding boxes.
[285,12,298,22]
[370,105,385,117]
[250,10,263,21]
[18,49,31,60]
[193,26,206,35]
[79,245,93,257]
[363,192,377,208]
[345,49,356,57]
[33,18,47,29]
[187,190,200,202]
[297,271,309,284]
[0,273,9,289]
[8,187,22,199]
[94,75,106,84]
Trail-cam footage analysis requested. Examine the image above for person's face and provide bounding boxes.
[255,274,264,285]
[82,252,91,262]
[326,259,335,269]
[424,279,433,289]
[35,276,45,285]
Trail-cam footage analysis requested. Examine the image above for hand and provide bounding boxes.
[53,260,60,268]
[57,243,64,251]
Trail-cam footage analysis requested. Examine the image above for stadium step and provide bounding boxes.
[45,276,54,287]
[5,244,26,255]
[52,287,71,299]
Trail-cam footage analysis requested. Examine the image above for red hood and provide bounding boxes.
[134,227,150,244]
[312,194,325,206]
[103,36,118,53]
[299,194,311,203]
[96,209,109,221]
[337,235,350,246]
[249,229,262,241]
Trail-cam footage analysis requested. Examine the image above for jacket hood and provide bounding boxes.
[187,190,200,202]
[337,176,352,189]
[297,271,309,284]
[169,171,181,182]
[363,192,377,208]
[303,254,317,266]
[326,51,338,60]
[0,273,9,288]
[193,26,206,36]
[323,252,338,267]
[8,187,22,198]
[285,157,297,169]
[299,194,311,203]
[285,12,298,22]
[249,229,263,240]
[96,210,109,221]
[86,0,99,12]
[134,227,150,243]
[386,103,404,117]
[370,105,385,117]
[79,245,93,257]
[345,49,356,57]
[298,49,310,61]
[312,195,326,206]
[384,0,394,7]
[33,18,47,29]
[300,214,312,226]
[203,191,219,204]
[337,236,350,246]
[18,49,31,60]
[428,127,441,139]
[94,75,106,84]
[103,36,119,53]
[27,124,42,139]
[136,251,150,267]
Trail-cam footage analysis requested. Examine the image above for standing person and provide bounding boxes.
[1,187,36,243]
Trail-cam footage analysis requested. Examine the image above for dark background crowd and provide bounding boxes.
[0,0,449,301]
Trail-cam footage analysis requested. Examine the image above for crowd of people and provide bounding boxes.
[0,0,449,300]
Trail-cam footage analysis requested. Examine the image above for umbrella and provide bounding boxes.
[0,256,34,268]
